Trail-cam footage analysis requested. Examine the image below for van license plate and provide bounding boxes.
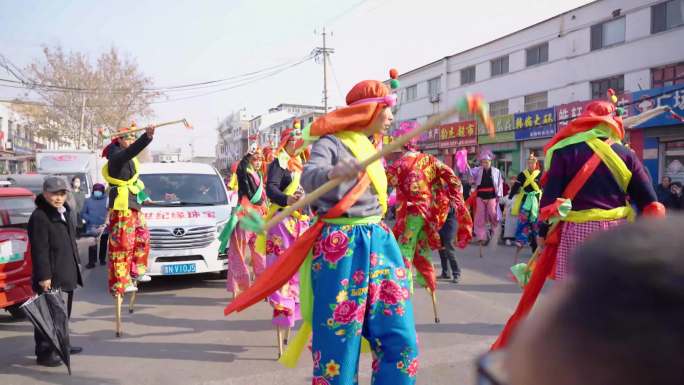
[162,263,196,275]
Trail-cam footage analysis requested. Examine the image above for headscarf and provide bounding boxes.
[393,122,419,151]
[543,101,624,155]
[478,149,494,161]
[275,128,304,173]
[309,80,394,136]
[101,123,137,158]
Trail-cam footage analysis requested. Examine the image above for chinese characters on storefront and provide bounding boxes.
[514,107,556,140]
[439,120,477,153]
[630,85,684,128]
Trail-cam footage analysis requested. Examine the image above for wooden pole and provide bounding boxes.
[129,291,137,314]
[260,104,467,233]
[104,119,191,139]
[115,294,123,337]
[430,289,440,324]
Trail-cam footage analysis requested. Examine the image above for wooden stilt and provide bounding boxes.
[129,291,137,314]
[276,326,284,358]
[115,294,123,337]
[429,289,440,324]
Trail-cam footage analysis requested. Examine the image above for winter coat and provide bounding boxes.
[81,195,107,227]
[28,194,83,293]
[106,134,152,211]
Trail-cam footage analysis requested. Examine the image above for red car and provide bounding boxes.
[0,187,35,319]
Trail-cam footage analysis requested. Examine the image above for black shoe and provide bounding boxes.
[37,355,62,367]
[439,273,450,280]
[100,260,107,266]
[85,263,96,269]
[69,346,83,355]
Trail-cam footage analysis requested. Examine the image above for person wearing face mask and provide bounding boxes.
[82,183,108,268]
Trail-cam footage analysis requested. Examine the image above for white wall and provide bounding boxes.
[394,0,684,124]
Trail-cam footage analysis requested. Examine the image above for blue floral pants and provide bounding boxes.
[311,222,419,385]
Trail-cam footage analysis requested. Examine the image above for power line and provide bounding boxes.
[0,54,317,107]
[0,53,315,94]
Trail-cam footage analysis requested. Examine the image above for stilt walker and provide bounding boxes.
[263,125,309,357]
[223,74,494,384]
[509,153,542,264]
[386,126,472,323]
[101,122,155,337]
[469,151,504,258]
[218,147,268,297]
[492,97,666,350]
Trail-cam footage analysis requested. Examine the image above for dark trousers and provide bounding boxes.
[438,208,460,278]
[34,290,73,360]
[88,232,108,265]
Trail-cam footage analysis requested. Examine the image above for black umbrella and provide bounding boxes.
[20,290,71,375]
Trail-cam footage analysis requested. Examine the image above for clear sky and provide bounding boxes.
[0,0,594,156]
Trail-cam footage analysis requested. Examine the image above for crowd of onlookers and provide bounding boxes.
[655,176,683,210]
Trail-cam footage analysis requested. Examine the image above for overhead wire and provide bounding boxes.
[0,53,315,94]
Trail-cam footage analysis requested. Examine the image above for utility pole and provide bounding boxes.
[79,93,86,149]
[314,27,334,111]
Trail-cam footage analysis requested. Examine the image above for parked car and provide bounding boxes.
[0,187,35,319]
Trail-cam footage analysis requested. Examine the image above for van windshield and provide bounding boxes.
[140,173,228,206]
[0,196,35,227]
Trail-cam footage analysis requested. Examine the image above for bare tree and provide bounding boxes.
[11,45,161,149]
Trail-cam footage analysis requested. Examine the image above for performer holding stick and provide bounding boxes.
[101,123,155,295]
[219,147,268,297]
[492,99,666,350]
[386,128,472,320]
[264,128,309,357]
[223,76,494,384]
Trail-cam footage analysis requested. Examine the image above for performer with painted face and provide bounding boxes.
[219,146,268,296]
[469,151,504,258]
[387,128,472,291]
[101,123,155,295]
[508,153,542,264]
[264,126,309,356]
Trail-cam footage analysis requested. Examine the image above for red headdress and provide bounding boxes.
[101,122,137,158]
[310,80,393,136]
[543,101,624,154]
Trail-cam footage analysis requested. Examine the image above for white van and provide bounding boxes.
[138,162,233,277]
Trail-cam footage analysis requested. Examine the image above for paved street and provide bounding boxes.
[0,239,533,385]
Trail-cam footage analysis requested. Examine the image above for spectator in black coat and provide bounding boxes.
[670,182,683,210]
[655,176,675,208]
[28,176,83,367]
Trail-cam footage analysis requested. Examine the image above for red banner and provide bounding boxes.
[439,121,477,149]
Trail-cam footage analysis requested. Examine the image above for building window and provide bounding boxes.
[591,17,626,50]
[428,77,441,97]
[526,43,549,67]
[652,0,684,33]
[524,92,548,112]
[405,85,418,101]
[591,75,624,99]
[652,62,684,87]
[461,66,476,85]
[489,100,509,116]
[490,55,509,77]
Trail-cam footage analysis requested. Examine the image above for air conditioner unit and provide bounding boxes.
[430,93,441,103]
